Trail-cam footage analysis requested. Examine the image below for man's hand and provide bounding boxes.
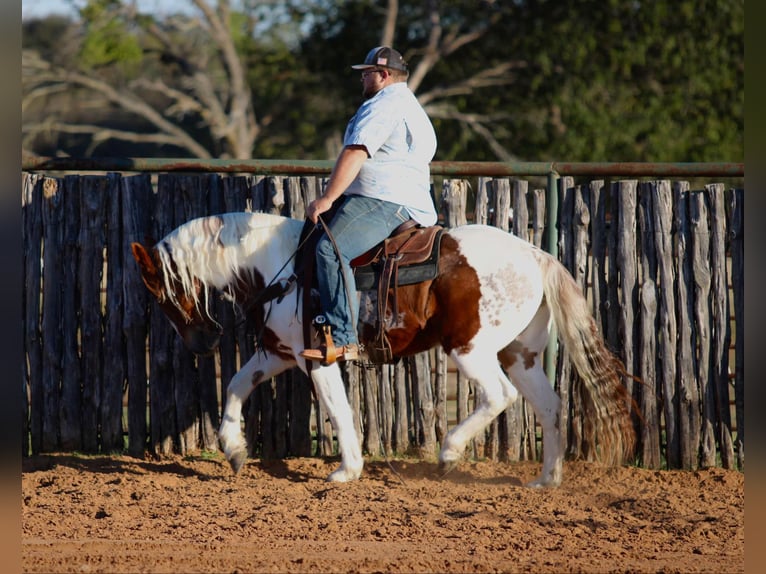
[306,195,334,224]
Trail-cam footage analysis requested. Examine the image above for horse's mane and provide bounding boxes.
[155,211,302,315]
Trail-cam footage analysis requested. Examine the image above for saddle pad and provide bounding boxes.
[354,228,444,291]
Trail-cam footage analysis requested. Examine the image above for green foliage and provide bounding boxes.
[22,0,743,163]
[505,0,744,162]
[78,0,143,76]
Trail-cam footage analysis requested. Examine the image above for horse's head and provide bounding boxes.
[131,242,222,356]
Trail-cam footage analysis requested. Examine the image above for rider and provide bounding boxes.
[300,46,438,364]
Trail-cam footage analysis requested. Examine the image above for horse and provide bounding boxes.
[131,211,636,487]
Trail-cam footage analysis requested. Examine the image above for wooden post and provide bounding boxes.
[616,180,638,403]
[102,173,125,452]
[442,179,469,227]
[707,183,735,468]
[557,177,576,458]
[361,362,381,456]
[393,361,408,452]
[378,366,393,454]
[122,173,152,457]
[637,182,661,468]
[60,176,83,451]
[729,188,744,469]
[653,180,679,468]
[673,181,697,470]
[79,176,108,453]
[432,349,448,448]
[589,181,607,332]
[41,178,64,452]
[23,174,44,455]
[411,354,436,457]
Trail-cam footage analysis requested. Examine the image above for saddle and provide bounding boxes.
[351,220,443,291]
[293,217,444,366]
[351,222,444,362]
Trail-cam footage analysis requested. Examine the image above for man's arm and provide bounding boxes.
[306,145,368,223]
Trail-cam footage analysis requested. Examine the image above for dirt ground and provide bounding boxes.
[22,453,743,573]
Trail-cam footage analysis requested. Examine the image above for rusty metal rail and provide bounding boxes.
[21,156,744,178]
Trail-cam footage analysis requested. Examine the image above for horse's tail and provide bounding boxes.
[537,251,636,466]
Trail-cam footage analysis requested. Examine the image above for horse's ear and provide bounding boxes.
[131,242,163,297]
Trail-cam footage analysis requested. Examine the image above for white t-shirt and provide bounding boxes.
[343,82,438,226]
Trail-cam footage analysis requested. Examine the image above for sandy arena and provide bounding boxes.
[22,453,743,573]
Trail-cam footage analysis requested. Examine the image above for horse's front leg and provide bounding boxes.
[310,364,364,482]
[218,352,293,474]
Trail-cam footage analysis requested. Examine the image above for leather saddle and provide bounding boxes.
[351,220,444,291]
[350,220,444,362]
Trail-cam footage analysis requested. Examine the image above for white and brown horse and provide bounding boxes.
[131,211,635,487]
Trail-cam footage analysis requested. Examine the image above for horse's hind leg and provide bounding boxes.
[505,357,563,487]
[500,305,563,487]
[439,351,519,473]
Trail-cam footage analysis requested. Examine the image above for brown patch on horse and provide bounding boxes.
[258,326,294,361]
[497,340,538,371]
[233,269,294,361]
[375,234,482,357]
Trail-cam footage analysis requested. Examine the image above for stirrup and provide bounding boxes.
[300,342,359,365]
[299,323,337,365]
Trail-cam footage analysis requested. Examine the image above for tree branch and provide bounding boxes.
[425,104,519,162]
[26,68,212,158]
[416,61,525,106]
[22,120,206,157]
[381,0,398,47]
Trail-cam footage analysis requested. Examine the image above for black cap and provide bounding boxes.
[351,46,408,72]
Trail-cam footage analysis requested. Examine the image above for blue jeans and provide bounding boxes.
[315,195,410,346]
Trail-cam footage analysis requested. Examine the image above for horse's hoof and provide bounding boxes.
[228,449,248,474]
[525,477,561,489]
[326,467,361,483]
[437,459,459,477]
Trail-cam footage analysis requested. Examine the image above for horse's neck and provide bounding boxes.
[236,214,301,280]
[211,214,301,309]
[166,212,301,301]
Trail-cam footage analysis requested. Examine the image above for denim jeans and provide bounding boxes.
[315,195,410,346]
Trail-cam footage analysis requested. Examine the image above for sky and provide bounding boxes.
[22,0,197,20]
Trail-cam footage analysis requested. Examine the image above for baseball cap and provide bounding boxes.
[351,46,408,72]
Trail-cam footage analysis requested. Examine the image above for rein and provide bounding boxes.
[316,214,359,336]
[231,222,319,333]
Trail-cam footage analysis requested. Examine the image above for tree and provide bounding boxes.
[507,0,744,163]
[22,0,743,164]
[294,0,525,161]
[23,0,261,159]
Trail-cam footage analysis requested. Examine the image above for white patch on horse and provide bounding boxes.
[449,226,544,341]
[482,263,537,325]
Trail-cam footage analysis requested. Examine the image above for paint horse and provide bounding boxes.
[131,211,635,487]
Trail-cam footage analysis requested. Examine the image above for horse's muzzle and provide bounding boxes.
[184,328,222,356]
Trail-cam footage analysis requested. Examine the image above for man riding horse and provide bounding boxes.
[300,46,438,365]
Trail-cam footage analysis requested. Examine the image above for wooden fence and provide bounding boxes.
[21,171,744,471]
